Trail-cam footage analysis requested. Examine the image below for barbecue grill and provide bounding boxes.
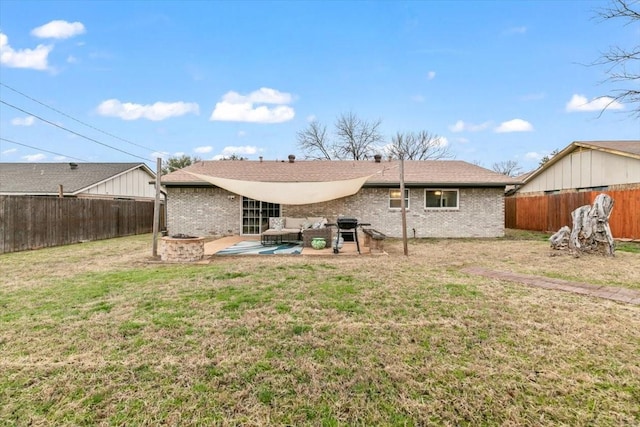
[332,217,370,254]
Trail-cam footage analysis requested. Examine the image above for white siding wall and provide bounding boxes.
[521,149,640,193]
[83,168,156,199]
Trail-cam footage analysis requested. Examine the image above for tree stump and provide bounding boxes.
[549,226,571,250]
[549,193,615,256]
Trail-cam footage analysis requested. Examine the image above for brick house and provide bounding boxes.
[161,157,520,239]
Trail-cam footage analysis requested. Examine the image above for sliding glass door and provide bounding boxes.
[242,197,280,235]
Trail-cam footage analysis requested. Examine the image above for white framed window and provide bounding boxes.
[424,189,459,209]
[389,189,409,209]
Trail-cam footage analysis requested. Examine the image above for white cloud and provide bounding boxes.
[210,87,295,123]
[23,153,46,162]
[151,151,171,160]
[306,115,316,122]
[2,148,18,155]
[503,26,527,35]
[194,146,213,154]
[67,55,78,64]
[494,119,533,133]
[222,145,258,155]
[211,101,294,123]
[427,71,436,80]
[411,95,425,103]
[449,120,491,133]
[237,130,247,137]
[222,87,293,105]
[565,94,624,112]
[525,151,542,160]
[97,99,200,121]
[434,136,448,147]
[53,155,67,161]
[31,20,86,39]
[0,32,52,70]
[11,116,35,126]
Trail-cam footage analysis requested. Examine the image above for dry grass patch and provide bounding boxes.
[1,233,639,425]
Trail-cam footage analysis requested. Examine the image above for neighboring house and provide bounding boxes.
[161,156,520,239]
[506,140,640,239]
[0,162,159,200]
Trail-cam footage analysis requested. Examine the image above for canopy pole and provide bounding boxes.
[400,156,408,256]
[152,157,162,258]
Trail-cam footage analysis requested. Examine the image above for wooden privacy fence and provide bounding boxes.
[505,189,640,240]
[0,196,164,254]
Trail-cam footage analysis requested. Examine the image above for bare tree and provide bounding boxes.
[296,112,384,160]
[296,121,333,160]
[334,112,383,160]
[492,160,522,177]
[593,0,640,117]
[388,131,452,160]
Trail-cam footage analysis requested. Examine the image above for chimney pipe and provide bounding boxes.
[259,156,263,163]
[288,154,295,163]
[374,154,382,163]
[69,162,78,170]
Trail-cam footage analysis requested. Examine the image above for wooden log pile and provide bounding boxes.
[549,193,615,256]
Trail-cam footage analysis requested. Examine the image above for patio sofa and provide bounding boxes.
[261,216,331,247]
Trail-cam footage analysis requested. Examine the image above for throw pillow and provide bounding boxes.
[270,217,284,231]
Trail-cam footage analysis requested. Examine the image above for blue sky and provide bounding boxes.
[1,0,638,171]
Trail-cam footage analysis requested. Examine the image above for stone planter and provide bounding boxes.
[160,236,205,262]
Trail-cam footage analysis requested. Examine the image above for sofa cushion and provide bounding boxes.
[285,217,306,230]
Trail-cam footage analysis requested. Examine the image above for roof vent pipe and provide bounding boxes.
[259,156,263,163]
[288,154,295,163]
[374,154,382,163]
[69,162,78,170]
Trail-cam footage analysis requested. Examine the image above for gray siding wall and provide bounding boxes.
[166,186,505,238]
[521,150,640,193]
[84,167,157,199]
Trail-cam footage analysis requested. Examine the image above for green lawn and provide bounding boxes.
[1,234,639,425]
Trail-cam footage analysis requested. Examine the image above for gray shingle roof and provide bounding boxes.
[163,159,520,187]
[0,163,153,194]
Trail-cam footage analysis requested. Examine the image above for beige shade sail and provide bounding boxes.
[186,172,373,205]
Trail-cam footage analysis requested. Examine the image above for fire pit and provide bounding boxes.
[160,234,205,262]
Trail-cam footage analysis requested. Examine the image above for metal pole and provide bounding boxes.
[152,157,161,257]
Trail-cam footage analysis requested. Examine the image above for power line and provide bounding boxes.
[0,137,89,162]
[0,82,161,153]
[0,99,151,162]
